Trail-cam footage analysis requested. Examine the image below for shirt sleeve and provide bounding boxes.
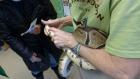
[105,0,140,58]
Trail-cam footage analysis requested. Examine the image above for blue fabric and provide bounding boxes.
[49,53,57,68]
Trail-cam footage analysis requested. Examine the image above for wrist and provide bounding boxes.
[58,18,65,24]
[58,16,72,27]
[70,43,81,55]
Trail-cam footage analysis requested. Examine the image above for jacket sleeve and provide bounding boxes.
[0,20,33,59]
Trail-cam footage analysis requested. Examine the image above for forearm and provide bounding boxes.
[59,16,73,28]
[79,45,128,79]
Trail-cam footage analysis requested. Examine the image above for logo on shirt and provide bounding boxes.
[71,0,104,21]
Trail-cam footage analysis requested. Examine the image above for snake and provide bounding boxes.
[44,25,107,77]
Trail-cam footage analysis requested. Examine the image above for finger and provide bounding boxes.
[44,29,49,36]
[51,37,54,42]
[33,57,42,62]
[41,19,48,25]
[58,23,64,29]
[49,31,55,37]
[44,28,55,38]
[33,53,37,56]
[48,27,59,32]
[44,25,50,36]
[42,19,55,25]
[55,43,65,48]
[54,42,64,49]
[55,45,62,49]
[35,57,42,62]
[53,39,65,47]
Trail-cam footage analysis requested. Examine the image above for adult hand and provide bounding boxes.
[30,53,42,63]
[47,27,78,48]
[41,18,64,29]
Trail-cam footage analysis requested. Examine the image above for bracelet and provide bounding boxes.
[70,43,81,55]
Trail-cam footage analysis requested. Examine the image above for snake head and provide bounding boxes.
[44,25,54,37]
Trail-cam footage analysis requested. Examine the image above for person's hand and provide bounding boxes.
[32,24,41,35]
[41,18,64,29]
[46,27,78,48]
[30,53,42,63]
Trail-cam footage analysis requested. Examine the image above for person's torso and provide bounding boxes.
[69,0,111,34]
[70,0,140,58]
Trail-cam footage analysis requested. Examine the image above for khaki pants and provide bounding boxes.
[68,65,113,79]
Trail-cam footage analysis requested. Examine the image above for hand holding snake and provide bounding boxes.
[44,25,78,49]
[44,20,107,77]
